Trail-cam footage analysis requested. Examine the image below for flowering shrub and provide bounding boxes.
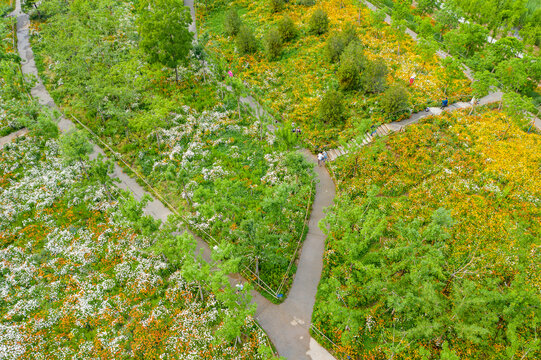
[0,135,274,359]
[30,0,315,298]
[312,108,541,359]
[197,0,471,148]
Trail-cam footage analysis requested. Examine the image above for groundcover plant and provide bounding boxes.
[197,0,471,148]
[313,108,541,359]
[27,0,315,298]
[0,131,276,359]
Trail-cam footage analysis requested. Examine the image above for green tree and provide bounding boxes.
[416,37,438,71]
[319,90,346,125]
[502,92,537,131]
[472,37,524,73]
[341,21,357,45]
[236,26,258,54]
[224,8,242,36]
[88,156,116,202]
[29,112,59,141]
[444,22,488,57]
[277,15,297,42]
[136,0,193,82]
[264,27,283,60]
[370,9,387,38]
[417,0,438,14]
[361,58,388,94]
[338,42,366,91]
[269,0,284,13]
[59,129,93,168]
[381,84,410,116]
[440,56,466,94]
[417,15,435,39]
[495,57,538,94]
[325,33,345,63]
[308,8,329,35]
[434,4,461,38]
[392,18,408,55]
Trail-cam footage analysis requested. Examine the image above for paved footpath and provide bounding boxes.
[360,0,541,132]
[0,128,28,149]
[13,1,337,358]
[183,2,337,357]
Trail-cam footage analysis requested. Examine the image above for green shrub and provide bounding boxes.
[224,8,242,36]
[341,21,357,46]
[278,15,297,42]
[361,58,388,94]
[308,8,329,35]
[296,0,316,5]
[236,26,258,54]
[338,42,366,91]
[325,33,345,63]
[381,84,410,115]
[319,90,346,125]
[264,28,283,60]
[269,0,284,13]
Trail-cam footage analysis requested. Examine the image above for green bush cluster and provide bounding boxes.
[264,27,283,60]
[325,22,357,63]
[337,42,366,91]
[381,83,410,115]
[277,15,297,42]
[269,0,284,13]
[319,90,346,125]
[308,8,329,35]
[237,25,258,54]
[224,8,242,36]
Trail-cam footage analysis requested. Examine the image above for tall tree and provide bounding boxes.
[136,0,193,82]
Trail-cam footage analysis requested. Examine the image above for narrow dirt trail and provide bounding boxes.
[13,1,337,358]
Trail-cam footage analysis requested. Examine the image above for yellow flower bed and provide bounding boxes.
[316,108,540,358]
[199,0,471,148]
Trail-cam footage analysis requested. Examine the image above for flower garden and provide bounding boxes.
[313,107,541,358]
[197,0,471,148]
[0,133,276,358]
[27,0,315,299]
[4,0,541,358]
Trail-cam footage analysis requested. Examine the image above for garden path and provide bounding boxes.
[184,2,337,358]
[0,128,28,149]
[14,1,337,358]
[360,0,541,132]
[361,0,475,81]
[326,91,506,161]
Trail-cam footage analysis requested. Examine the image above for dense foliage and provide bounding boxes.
[197,0,471,149]
[369,0,541,108]
[29,0,315,298]
[313,108,541,359]
[0,16,40,137]
[0,131,275,358]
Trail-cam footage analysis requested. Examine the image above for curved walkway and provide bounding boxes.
[14,1,336,358]
[328,91,505,161]
[360,0,541,131]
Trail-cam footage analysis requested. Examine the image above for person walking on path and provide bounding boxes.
[409,73,416,86]
[440,97,448,109]
[322,151,328,164]
[317,153,323,166]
